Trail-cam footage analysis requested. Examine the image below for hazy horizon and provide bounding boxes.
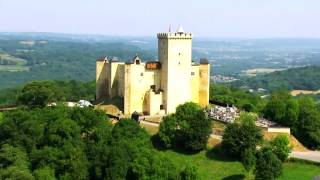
[0,0,320,38]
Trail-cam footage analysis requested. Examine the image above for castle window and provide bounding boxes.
[160,105,164,110]
[140,72,144,76]
[150,85,156,91]
[191,72,195,76]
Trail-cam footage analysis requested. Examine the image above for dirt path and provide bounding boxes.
[140,120,159,127]
[290,151,320,163]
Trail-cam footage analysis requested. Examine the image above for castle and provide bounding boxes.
[96,27,210,116]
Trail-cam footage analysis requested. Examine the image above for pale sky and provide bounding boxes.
[0,0,319,38]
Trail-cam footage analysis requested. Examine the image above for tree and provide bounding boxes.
[0,144,34,180]
[222,113,263,158]
[0,109,45,152]
[241,148,256,177]
[86,122,112,179]
[17,81,54,108]
[175,102,212,152]
[33,166,56,180]
[128,150,180,180]
[284,99,299,132]
[296,97,320,149]
[269,135,291,161]
[69,107,107,135]
[264,92,288,124]
[111,119,151,147]
[158,115,178,148]
[243,103,256,112]
[263,92,299,129]
[255,148,282,180]
[209,84,264,113]
[0,112,3,124]
[180,163,199,180]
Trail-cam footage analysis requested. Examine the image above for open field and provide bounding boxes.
[0,53,27,65]
[160,149,320,180]
[0,52,29,72]
[241,68,286,77]
[0,65,29,72]
[290,89,320,96]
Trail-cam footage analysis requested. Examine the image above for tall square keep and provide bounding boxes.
[96,27,210,116]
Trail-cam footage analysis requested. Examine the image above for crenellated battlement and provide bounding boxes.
[157,32,192,39]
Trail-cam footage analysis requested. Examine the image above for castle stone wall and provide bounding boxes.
[96,31,210,116]
[191,65,200,104]
[199,64,210,107]
[96,60,108,101]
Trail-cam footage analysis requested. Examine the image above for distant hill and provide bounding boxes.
[0,38,155,89]
[232,66,320,91]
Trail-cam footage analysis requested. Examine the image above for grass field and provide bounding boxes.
[0,53,27,65]
[159,149,320,180]
[142,123,320,180]
[0,65,29,72]
[0,52,29,72]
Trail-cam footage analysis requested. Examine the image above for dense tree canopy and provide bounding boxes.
[296,97,320,149]
[210,84,265,113]
[0,106,195,179]
[255,148,282,180]
[17,81,55,108]
[241,148,256,177]
[264,92,320,149]
[0,80,95,106]
[269,135,291,162]
[176,102,212,151]
[157,115,177,149]
[157,102,212,152]
[222,113,263,158]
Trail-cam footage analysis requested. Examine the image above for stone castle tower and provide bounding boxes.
[158,29,192,113]
[96,27,210,116]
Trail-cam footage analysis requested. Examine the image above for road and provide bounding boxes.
[290,151,320,163]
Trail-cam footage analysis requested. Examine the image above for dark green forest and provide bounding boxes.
[0,106,189,179]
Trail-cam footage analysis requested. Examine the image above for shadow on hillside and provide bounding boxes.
[222,174,245,180]
[151,134,202,155]
[205,147,238,162]
[151,134,167,151]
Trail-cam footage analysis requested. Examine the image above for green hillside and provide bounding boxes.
[160,149,320,180]
[0,39,155,89]
[232,66,320,91]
